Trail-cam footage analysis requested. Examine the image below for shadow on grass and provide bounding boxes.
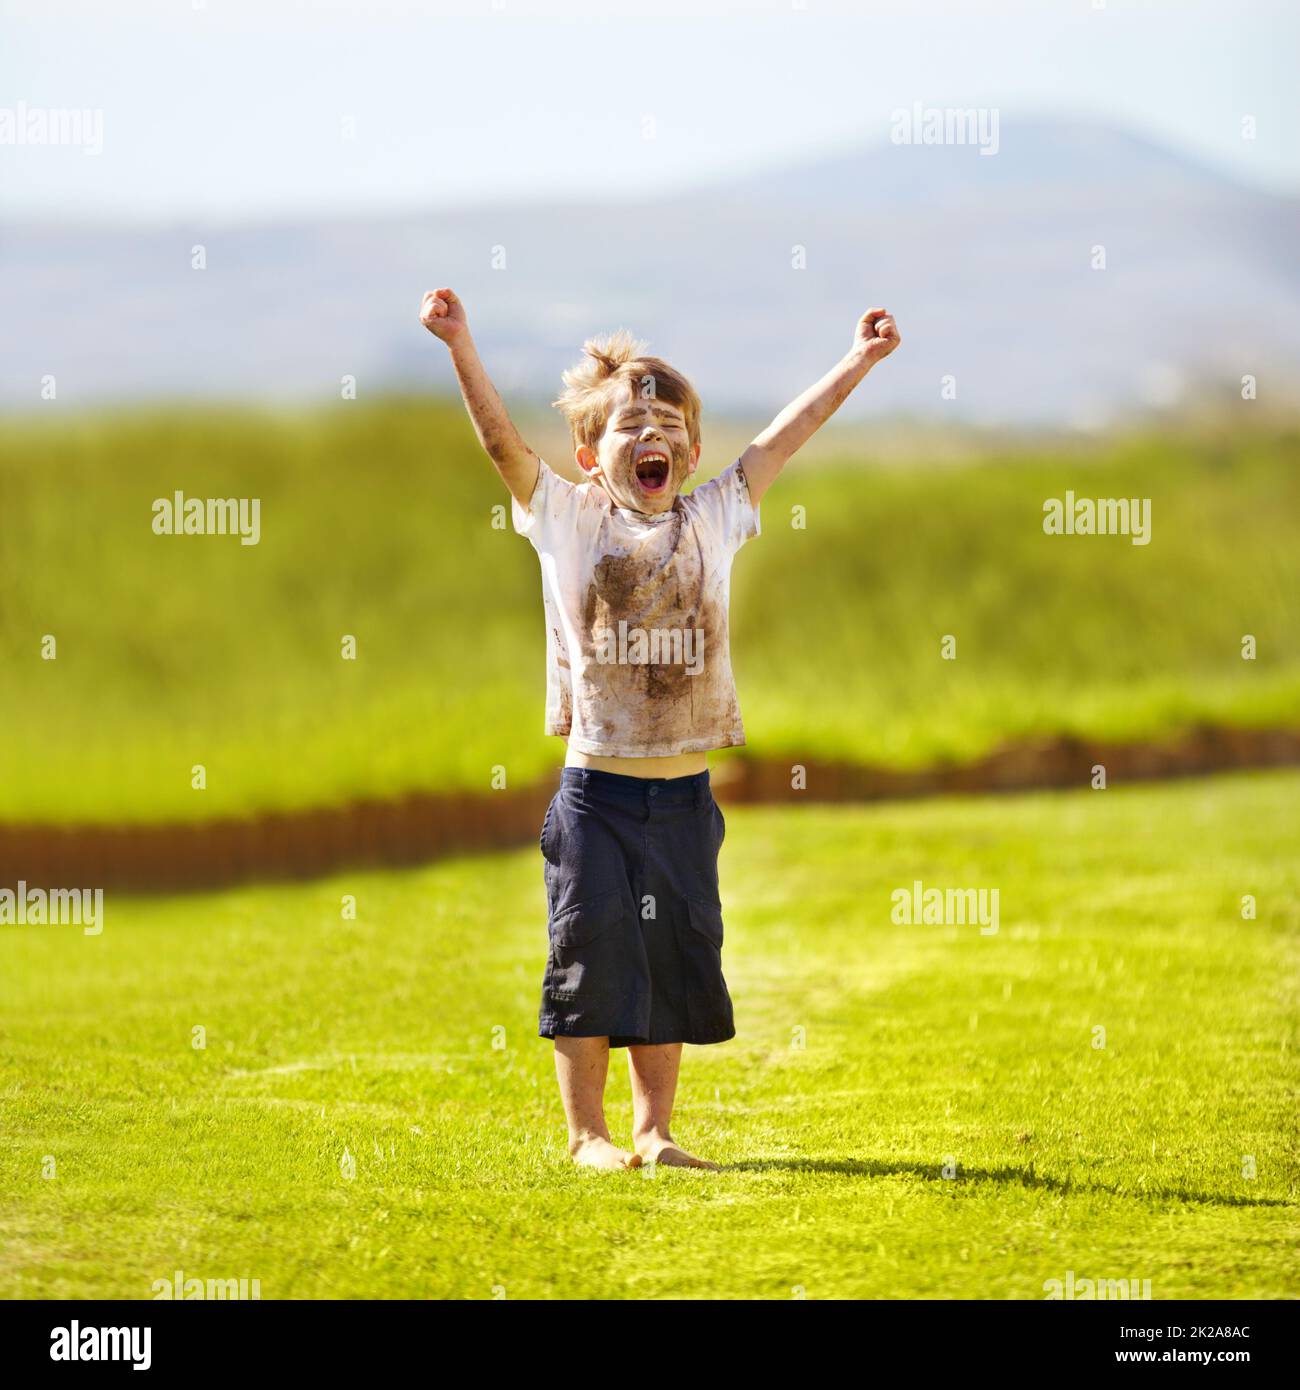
[728,1157,1295,1208]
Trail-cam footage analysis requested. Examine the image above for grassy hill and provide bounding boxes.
[1,401,1297,823]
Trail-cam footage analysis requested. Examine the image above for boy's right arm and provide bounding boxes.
[419,288,540,508]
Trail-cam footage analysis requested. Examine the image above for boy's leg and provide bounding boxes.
[627,1043,720,1170]
[554,1036,642,1170]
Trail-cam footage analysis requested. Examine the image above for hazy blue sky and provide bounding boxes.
[3,0,1296,223]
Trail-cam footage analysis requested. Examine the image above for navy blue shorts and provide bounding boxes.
[537,767,736,1048]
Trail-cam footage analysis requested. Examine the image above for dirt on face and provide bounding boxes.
[594,386,694,515]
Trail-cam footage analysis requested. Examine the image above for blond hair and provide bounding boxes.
[552,328,701,451]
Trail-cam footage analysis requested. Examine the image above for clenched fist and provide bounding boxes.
[419,287,469,345]
[854,307,901,365]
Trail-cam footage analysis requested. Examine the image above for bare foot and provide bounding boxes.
[569,1133,643,1171]
[635,1131,720,1171]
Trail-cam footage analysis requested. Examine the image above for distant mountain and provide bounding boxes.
[2,117,1297,426]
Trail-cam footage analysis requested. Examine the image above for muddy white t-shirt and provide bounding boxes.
[512,458,760,757]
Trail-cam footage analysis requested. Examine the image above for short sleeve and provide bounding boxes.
[683,459,760,556]
[511,458,579,548]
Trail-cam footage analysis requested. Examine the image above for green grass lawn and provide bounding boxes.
[1,404,1297,822]
[2,769,1296,1299]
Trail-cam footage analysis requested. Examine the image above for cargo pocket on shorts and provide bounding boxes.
[682,896,735,1037]
[545,887,625,1002]
[685,896,725,953]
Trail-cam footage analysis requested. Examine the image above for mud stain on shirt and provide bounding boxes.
[578,513,740,751]
[514,457,758,757]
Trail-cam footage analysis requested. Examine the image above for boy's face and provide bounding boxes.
[576,385,699,516]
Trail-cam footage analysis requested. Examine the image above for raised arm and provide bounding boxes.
[419,287,540,507]
[739,307,900,506]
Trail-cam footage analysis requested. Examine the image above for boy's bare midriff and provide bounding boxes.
[564,747,708,779]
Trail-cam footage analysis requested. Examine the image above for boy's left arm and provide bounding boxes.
[739,308,900,505]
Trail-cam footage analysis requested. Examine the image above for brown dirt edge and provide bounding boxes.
[2,724,1297,895]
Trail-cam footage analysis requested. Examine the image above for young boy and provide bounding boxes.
[420,288,900,1170]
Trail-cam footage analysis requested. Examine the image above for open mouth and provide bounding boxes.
[634,450,671,494]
